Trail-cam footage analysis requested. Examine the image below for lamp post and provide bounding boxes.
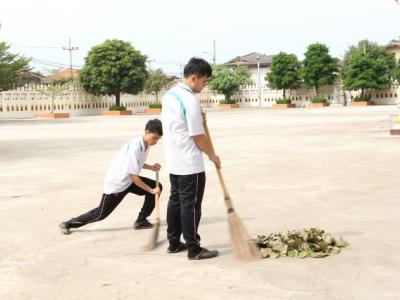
[202,40,216,65]
[332,71,340,104]
[388,0,400,134]
[257,55,261,107]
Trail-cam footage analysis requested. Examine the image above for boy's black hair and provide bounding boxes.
[183,57,212,78]
[145,119,163,136]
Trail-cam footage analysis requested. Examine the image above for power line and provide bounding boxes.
[12,46,63,49]
[31,58,81,67]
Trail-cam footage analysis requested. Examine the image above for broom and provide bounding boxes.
[203,118,259,261]
[143,171,160,251]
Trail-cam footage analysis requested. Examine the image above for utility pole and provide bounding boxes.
[63,37,78,81]
[177,61,184,79]
[213,40,216,65]
[146,59,155,71]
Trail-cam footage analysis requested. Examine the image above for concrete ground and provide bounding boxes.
[1,105,400,299]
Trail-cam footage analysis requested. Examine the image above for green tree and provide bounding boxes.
[394,61,400,83]
[233,65,253,86]
[354,40,396,70]
[79,39,147,107]
[144,68,169,103]
[342,40,395,97]
[266,52,300,98]
[301,43,338,96]
[0,42,31,91]
[208,65,240,102]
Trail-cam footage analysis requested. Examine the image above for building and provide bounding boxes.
[42,68,80,84]
[384,39,400,62]
[223,52,273,87]
[18,71,44,85]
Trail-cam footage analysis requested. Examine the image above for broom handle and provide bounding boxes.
[203,120,234,211]
[155,171,160,219]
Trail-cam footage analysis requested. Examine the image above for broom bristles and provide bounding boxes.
[143,218,160,251]
[228,211,259,260]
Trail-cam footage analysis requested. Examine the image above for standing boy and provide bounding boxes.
[161,57,221,260]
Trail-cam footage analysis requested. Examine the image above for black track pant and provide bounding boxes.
[65,176,162,229]
[167,172,205,255]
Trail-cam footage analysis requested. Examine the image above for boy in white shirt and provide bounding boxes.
[59,119,163,234]
[161,58,221,260]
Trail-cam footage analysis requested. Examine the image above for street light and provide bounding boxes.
[202,51,214,64]
[257,55,261,107]
[332,71,340,104]
[202,40,216,65]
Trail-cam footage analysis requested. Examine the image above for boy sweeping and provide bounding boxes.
[59,119,163,234]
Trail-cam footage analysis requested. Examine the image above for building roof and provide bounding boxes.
[42,68,80,83]
[223,52,274,67]
[18,71,44,79]
[384,39,400,49]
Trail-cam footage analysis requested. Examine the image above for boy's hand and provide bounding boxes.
[150,187,161,195]
[209,154,221,169]
[152,163,161,172]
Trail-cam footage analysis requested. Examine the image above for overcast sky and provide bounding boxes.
[1,0,399,76]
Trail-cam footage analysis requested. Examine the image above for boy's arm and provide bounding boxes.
[192,134,221,168]
[143,163,161,172]
[129,175,160,194]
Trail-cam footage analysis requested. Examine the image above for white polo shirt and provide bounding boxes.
[161,83,205,175]
[103,136,149,194]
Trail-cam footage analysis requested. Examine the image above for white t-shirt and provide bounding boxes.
[161,83,205,175]
[103,136,149,194]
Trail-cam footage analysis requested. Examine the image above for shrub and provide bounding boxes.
[353,95,371,102]
[276,98,292,104]
[219,99,237,104]
[310,96,327,103]
[149,102,162,108]
[109,105,127,111]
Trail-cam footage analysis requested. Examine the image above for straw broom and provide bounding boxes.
[143,171,160,251]
[203,117,259,261]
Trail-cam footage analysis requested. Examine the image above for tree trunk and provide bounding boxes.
[283,88,286,99]
[314,86,319,97]
[115,92,120,107]
[155,91,158,103]
[225,93,230,102]
[361,88,365,98]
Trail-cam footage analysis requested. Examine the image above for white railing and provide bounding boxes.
[1,83,399,118]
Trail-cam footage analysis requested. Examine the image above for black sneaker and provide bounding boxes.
[188,248,219,260]
[59,222,71,235]
[167,242,187,253]
[134,219,153,230]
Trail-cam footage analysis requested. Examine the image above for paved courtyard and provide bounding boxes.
[1,105,400,299]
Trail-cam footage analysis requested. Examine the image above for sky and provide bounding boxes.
[1,0,399,76]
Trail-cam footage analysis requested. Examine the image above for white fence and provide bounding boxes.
[0,85,164,118]
[199,84,400,108]
[1,84,399,119]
